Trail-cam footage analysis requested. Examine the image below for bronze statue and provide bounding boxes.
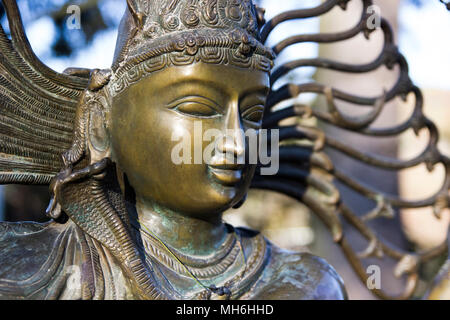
[0,0,448,300]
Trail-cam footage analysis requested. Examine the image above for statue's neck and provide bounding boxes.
[134,197,228,256]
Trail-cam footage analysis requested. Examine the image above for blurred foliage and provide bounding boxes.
[51,1,108,56]
[0,0,122,57]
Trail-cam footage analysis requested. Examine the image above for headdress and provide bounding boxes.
[110,0,274,96]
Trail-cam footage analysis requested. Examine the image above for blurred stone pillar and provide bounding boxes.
[311,0,403,299]
[399,89,450,251]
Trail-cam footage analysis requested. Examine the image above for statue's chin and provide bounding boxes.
[134,183,247,221]
[128,165,253,220]
[176,188,244,218]
[189,174,251,216]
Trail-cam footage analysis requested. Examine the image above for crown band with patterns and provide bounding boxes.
[110,0,274,96]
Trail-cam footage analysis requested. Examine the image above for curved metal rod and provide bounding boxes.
[266,61,411,110]
[322,87,386,130]
[264,85,423,138]
[270,14,397,83]
[333,166,450,209]
[267,18,407,109]
[259,0,450,300]
[315,86,423,136]
[341,203,448,262]
[359,86,424,136]
[269,121,448,209]
[271,51,388,87]
[263,104,312,128]
[271,40,398,87]
[340,204,448,291]
[339,238,420,300]
[278,145,334,172]
[263,107,299,128]
[340,204,448,299]
[272,0,374,55]
[260,0,342,43]
[274,125,326,151]
[325,128,439,170]
[251,176,343,242]
[271,164,340,205]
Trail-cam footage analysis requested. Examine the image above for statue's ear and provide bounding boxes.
[62,69,112,167]
[87,95,111,164]
[86,69,112,164]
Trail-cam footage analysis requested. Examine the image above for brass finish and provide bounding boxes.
[0,0,448,300]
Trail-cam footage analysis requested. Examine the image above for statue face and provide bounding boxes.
[110,62,269,219]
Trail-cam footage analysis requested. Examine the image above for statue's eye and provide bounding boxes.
[169,96,222,118]
[242,105,264,125]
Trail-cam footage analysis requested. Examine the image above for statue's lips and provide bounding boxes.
[208,164,243,186]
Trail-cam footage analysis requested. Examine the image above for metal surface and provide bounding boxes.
[0,0,447,300]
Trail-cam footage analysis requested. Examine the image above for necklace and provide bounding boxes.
[133,219,248,299]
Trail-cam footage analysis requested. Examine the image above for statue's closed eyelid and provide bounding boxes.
[239,93,266,122]
[241,104,265,124]
[167,95,224,118]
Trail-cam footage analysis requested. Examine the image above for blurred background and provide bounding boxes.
[0,0,448,299]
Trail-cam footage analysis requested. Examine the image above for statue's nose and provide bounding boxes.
[217,105,245,159]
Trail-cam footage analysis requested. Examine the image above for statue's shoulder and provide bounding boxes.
[0,220,66,271]
[0,219,131,300]
[0,220,82,299]
[248,238,347,300]
[0,220,68,251]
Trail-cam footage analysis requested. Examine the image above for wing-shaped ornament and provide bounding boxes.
[252,0,450,299]
[0,0,88,185]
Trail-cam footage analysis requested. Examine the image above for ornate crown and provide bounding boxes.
[110,0,274,95]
